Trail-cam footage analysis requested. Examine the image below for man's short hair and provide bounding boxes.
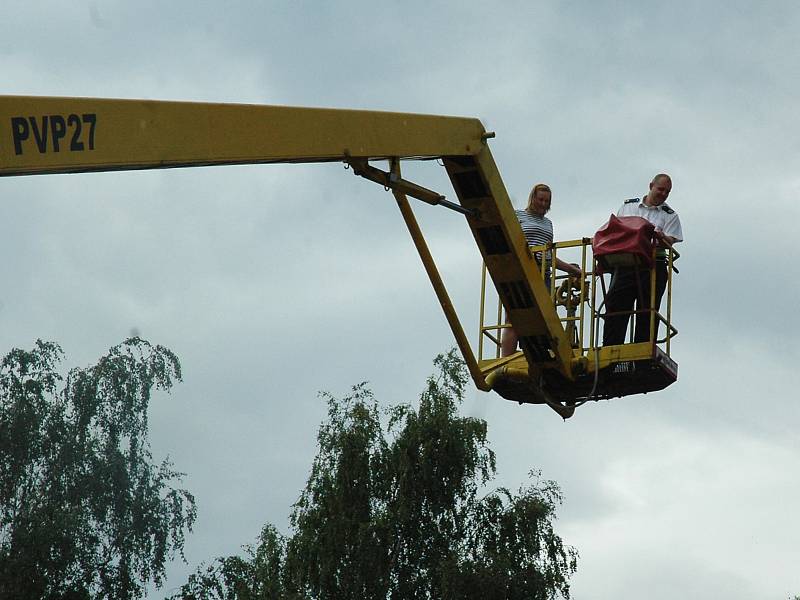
[652,173,672,185]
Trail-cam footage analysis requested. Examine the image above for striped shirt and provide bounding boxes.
[515,209,553,263]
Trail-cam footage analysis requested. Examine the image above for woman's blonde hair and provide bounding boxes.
[526,183,552,211]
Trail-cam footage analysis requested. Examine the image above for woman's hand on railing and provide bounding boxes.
[566,263,582,278]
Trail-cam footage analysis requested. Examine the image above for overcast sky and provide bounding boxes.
[2,1,799,598]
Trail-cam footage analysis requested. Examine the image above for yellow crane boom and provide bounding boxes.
[1,95,678,418]
[0,96,484,174]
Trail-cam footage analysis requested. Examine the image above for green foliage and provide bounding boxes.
[170,525,288,600]
[0,338,196,600]
[172,349,576,600]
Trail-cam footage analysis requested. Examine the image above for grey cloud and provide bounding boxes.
[2,2,799,598]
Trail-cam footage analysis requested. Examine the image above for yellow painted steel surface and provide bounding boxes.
[390,162,490,392]
[0,96,485,176]
[444,149,575,379]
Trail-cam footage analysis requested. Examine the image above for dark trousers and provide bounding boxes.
[602,262,668,345]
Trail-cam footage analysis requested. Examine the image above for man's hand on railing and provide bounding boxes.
[654,228,677,247]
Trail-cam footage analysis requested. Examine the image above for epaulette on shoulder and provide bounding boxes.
[661,203,675,214]
[624,197,640,204]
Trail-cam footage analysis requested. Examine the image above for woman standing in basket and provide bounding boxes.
[501,183,582,357]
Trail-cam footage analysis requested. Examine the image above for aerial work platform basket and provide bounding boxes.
[476,230,679,417]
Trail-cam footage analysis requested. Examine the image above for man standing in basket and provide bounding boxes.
[602,173,683,346]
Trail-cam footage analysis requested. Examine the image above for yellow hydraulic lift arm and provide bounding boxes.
[0,95,580,407]
[0,96,483,174]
